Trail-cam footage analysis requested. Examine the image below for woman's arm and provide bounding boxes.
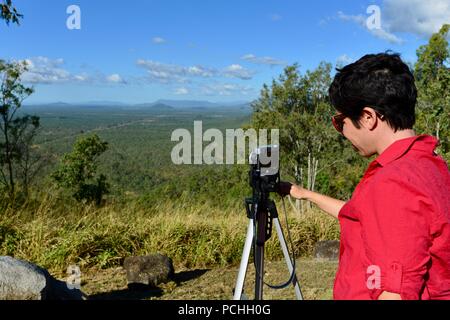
[279,182,346,219]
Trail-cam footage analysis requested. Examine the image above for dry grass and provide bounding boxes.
[0,191,340,283]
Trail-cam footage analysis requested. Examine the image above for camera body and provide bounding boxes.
[249,145,280,194]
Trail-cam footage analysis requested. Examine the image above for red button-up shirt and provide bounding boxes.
[334,135,450,300]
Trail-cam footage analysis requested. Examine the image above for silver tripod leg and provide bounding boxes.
[234,217,304,300]
[233,219,254,300]
[273,217,303,300]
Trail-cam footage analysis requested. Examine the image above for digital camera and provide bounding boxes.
[249,145,280,194]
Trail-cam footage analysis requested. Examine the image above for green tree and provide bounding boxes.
[1,0,22,26]
[0,60,38,197]
[251,63,364,212]
[52,134,110,205]
[13,115,50,197]
[414,24,450,160]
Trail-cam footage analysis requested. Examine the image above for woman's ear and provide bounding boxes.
[361,107,378,131]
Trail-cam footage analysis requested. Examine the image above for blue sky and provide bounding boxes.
[0,0,449,104]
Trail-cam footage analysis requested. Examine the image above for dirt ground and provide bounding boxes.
[80,258,338,300]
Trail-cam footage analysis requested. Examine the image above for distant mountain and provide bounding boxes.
[153,100,219,108]
[134,103,174,110]
[150,99,252,109]
[132,103,153,108]
[22,102,74,111]
[151,103,174,110]
[219,100,251,106]
[23,99,252,110]
[25,102,72,107]
[78,101,128,107]
[47,102,72,107]
[24,102,115,108]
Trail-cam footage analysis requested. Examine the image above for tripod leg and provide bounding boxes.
[254,209,268,300]
[233,219,254,300]
[273,218,304,300]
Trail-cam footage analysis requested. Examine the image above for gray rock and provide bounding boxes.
[123,254,174,287]
[0,256,86,300]
[313,240,340,261]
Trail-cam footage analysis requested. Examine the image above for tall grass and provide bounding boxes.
[0,190,339,275]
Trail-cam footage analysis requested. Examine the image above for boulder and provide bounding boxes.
[0,256,86,300]
[123,254,174,287]
[313,240,340,261]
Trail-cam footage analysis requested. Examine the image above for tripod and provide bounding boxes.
[233,192,303,300]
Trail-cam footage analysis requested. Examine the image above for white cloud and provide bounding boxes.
[175,87,189,95]
[337,11,366,25]
[19,56,126,85]
[319,16,332,27]
[222,64,254,80]
[241,54,286,66]
[383,0,450,37]
[337,11,403,44]
[106,74,125,84]
[370,28,404,44]
[74,75,88,81]
[152,37,166,44]
[201,83,254,96]
[336,54,355,67]
[337,1,450,44]
[136,59,190,83]
[187,66,215,77]
[136,60,255,82]
[21,56,82,84]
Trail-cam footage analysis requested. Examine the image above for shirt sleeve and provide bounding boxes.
[360,173,434,300]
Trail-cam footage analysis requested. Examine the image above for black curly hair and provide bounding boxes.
[329,52,417,132]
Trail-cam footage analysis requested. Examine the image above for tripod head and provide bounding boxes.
[246,144,281,229]
[249,145,280,196]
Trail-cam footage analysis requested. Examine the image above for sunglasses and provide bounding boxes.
[332,111,385,134]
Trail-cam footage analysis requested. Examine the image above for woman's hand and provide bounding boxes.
[278,181,344,219]
[277,181,308,199]
[277,181,293,197]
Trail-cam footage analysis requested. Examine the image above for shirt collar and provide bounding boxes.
[374,134,439,167]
